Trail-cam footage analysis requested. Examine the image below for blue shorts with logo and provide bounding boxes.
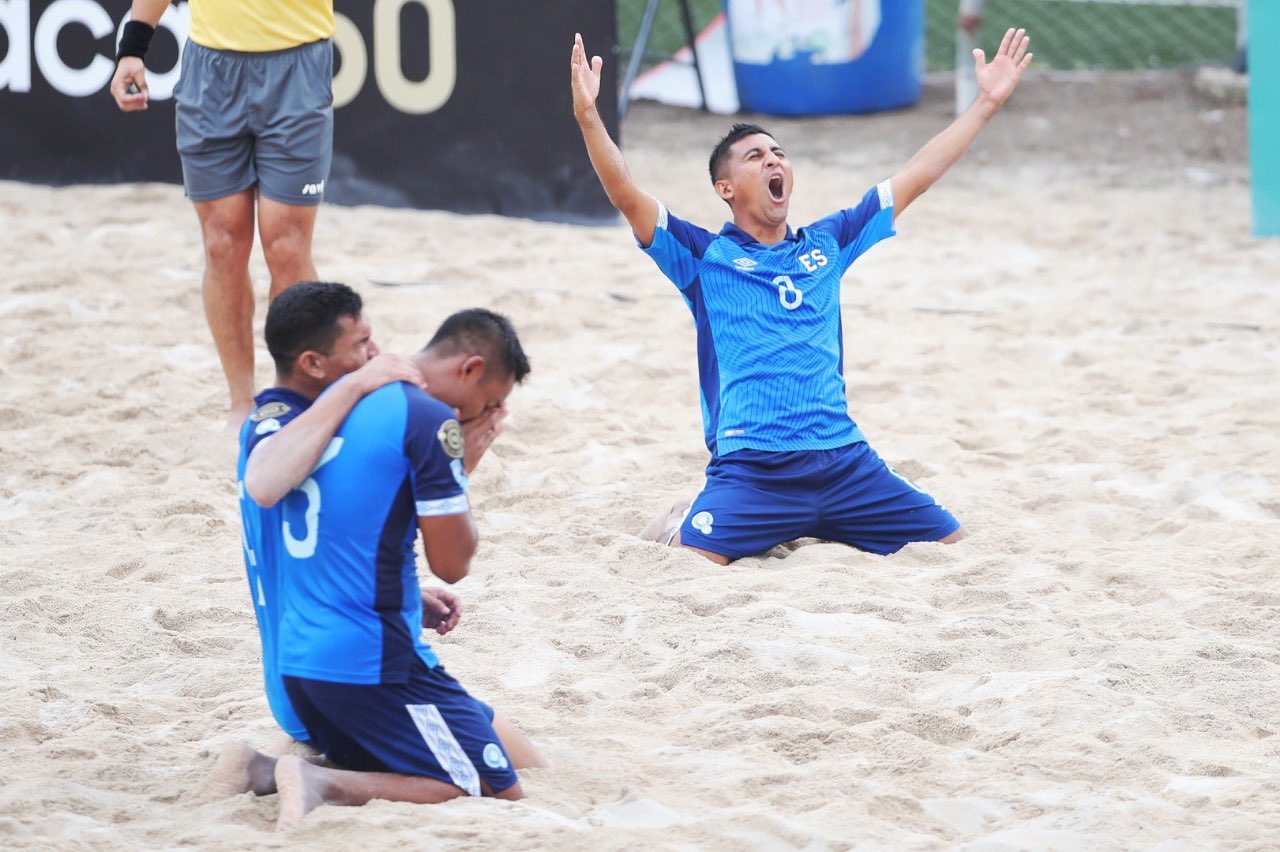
[679,441,960,559]
[282,659,518,796]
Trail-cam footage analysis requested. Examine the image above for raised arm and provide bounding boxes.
[110,0,173,111]
[891,27,1032,218]
[571,33,661,246]
[243,354,424,508]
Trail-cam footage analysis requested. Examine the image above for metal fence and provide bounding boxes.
[618,0,1241,73]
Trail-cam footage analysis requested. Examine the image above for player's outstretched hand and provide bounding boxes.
[110,57,149,111]
[422,587,462,635]
[350,353,426,396]
[571,32,603,120]
[460,405,507,476]
[973,27,1032,108]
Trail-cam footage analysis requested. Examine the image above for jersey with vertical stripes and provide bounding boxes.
[189,0,335,52]
[237,387,314,742]
[277,382,469,685]
[641,181,895,456]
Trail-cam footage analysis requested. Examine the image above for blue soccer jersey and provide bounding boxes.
[237,387,315,742]
[277,383,468,686]
[642,181,896,456]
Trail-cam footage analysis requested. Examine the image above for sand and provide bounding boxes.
[2,74,1278,849]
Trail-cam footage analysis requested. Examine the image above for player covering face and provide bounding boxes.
[212,282,546,829]
[570,29,1033,563]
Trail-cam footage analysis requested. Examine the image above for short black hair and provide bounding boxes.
[709,122,775,183]
[425,308,530,384]
[265,281,363,374]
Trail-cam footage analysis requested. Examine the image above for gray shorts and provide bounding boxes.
[173,39,333,206]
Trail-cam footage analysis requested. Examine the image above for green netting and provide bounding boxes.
[617,0,1239,72]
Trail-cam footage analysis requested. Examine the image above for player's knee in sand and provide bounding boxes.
[273,757,526,831]
[269,712,542,830]
[203,711,545,830]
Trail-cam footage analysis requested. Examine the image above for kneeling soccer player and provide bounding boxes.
[216,293,546,828]
[570,29,1034,563]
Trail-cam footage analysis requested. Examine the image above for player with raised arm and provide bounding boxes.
[571,29,1033,563]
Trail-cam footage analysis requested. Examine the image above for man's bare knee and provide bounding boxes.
[196,195,254,271]
[261,229,310,276]
[203,227,253,274]
[259,200,318,293]
[940,526,967,544]
[490,780,524,801]
[671,533,733,565]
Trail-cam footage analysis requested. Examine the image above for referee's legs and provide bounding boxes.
[258,197,319,301]
[195,189,257,429]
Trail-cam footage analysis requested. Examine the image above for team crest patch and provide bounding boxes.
[437,419,464,459]
[249,401,291,422]
[483,743,509,770]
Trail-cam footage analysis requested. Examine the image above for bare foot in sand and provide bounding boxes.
[202,740,279,799]
[639,497,693,545]
[275,755,326,830]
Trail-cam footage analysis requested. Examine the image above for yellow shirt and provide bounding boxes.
[189,0,335,52]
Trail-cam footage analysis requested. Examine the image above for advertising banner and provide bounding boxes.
[0,1,618,222]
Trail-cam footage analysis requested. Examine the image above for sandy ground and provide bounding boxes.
[2,74,1278,849]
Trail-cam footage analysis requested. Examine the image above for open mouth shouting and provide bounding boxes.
[767,173,786,203]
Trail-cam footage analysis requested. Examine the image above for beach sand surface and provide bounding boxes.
[1,76,1278,848]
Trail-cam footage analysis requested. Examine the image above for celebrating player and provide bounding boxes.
[570,29,1033,563]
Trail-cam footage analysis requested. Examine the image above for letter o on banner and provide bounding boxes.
[34,0,115,97]
[373,0,456,115]
[332,12,367,109]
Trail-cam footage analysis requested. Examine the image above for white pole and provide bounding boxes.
[955,0,986,115]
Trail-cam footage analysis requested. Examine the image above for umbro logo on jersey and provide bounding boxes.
[302,180,325,196]
[732,257,758,270]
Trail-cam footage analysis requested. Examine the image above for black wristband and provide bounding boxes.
[116,20,155,62]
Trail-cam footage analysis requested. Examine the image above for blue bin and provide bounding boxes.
[725,0,924,115]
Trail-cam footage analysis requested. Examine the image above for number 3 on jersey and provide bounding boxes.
[284,438,344,559]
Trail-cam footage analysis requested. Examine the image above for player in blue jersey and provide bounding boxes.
[235,283,422,749]
[266,306,540,828]
[219,293,543,827]
[210,282,515,801]
[572,29,1033,563]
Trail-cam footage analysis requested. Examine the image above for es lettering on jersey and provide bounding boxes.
[641,181,895,456]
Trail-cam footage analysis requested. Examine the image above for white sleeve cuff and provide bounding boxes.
[655,200,669,232]
[416,494,470,517]
[876,180,894,211]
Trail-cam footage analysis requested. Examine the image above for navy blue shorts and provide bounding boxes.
[678,442,960,559]
[282,660,518,796]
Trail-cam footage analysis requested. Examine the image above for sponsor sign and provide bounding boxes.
[0,0,618,221]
